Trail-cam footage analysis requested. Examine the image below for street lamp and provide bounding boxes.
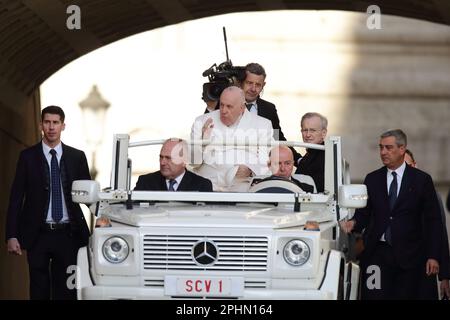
[79,85,110,180]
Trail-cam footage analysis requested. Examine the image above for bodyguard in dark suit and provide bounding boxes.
[6,106,91,300]
[294,112,327,192]
[242,63,303,163]
[341,129,443,299]
[135,138,212,192]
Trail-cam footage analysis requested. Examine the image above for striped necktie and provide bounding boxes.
[168,179,177,191]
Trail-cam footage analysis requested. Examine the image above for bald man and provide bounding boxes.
[266,146,314,193]
[135,139,212,192]
[191,86,273,191]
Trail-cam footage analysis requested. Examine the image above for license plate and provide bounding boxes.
[164,276,244,297]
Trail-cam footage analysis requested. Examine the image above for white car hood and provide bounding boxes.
[104,203,333,229]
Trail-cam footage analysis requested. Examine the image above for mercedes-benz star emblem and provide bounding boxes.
[192,240,218,265]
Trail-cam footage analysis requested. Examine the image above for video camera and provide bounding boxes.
[202,27,246,102]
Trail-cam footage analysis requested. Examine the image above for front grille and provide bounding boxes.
[244,280,267,289]
[144,278,164,287]
[143,235,268,271]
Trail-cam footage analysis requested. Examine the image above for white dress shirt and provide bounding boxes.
[165,171,186,191]
[380,161,406,241]
[386,161,406,197]
[246,101,258,114]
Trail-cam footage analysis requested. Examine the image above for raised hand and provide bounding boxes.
[202,118,214,140]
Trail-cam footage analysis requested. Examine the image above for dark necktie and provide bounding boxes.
[168,179,176,191]
[388,171,398,210]
[385,171,397,244]
[245,103,253,111]
[50,149,63,222]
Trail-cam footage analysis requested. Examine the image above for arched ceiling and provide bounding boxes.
[1,0,450,103]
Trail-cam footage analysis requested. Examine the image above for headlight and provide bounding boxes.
[102,236,129,263]
[283,239,310,266]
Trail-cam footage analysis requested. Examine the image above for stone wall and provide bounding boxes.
[0,92,40,299]
[236,11,450,184]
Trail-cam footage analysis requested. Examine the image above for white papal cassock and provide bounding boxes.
[190,109,274,191]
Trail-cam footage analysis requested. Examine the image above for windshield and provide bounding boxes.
[107,134,342,205]
[125,138,326,194]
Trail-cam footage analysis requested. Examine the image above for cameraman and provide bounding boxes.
[241,63,300,163]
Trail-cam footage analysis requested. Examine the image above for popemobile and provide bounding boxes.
[72,134,367,300]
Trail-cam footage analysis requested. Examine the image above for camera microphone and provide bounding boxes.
[201,27,245,101]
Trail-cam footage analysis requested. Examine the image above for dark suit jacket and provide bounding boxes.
[447,190,450,211]
[254,98,286,141]
[291,177,314,193]
[294,146,325,192]
[6,142,91,250]
[134,170,213,192]
[353,165,443,269]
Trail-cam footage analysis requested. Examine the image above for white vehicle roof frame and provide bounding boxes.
[109,134,342,211]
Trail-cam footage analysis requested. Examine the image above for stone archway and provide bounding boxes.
[1,1,450,299]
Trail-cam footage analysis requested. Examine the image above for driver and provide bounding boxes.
[265,145,314,193]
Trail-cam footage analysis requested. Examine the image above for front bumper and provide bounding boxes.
[77,247,356,300]
[79,285,333,300]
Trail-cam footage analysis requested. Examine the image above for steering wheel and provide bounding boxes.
[248,176,304,193]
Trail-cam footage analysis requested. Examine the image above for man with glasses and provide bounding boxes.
[294,112,328,192]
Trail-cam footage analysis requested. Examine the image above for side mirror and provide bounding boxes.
[338,184,368,209]
[72,180,100,204]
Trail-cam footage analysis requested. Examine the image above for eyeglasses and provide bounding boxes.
[301,128,321,134]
